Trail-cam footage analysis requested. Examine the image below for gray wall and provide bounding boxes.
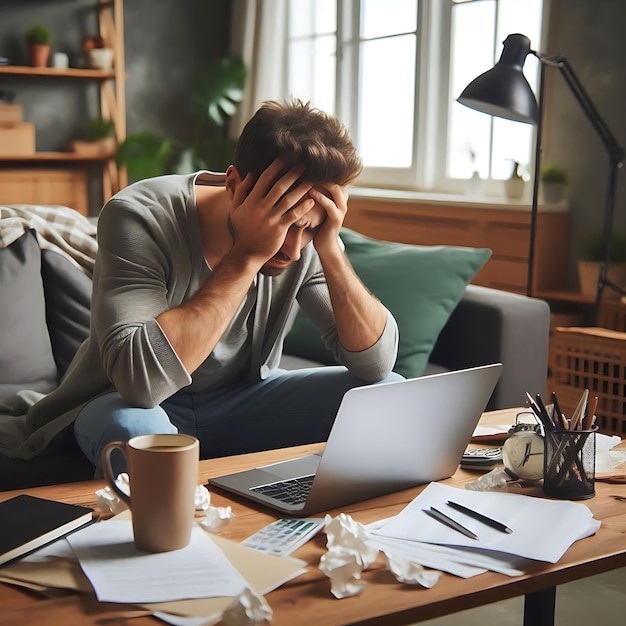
[543,0,626,286]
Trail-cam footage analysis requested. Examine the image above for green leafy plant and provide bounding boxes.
[25,24,53,45]
[83,117,115,141]
[116,132,174,181]
[187,56,247,171]
[580,230,626,262]
[117,56,247,182]
[541,164,567,183]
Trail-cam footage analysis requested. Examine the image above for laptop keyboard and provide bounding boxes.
[251,475,314,505]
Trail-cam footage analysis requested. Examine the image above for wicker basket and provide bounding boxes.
[550,327,626,436]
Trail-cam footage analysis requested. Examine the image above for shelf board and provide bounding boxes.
[0,65,115,79]
[0,151,116,162]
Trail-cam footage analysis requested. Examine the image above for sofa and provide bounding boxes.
[0,223,551,491]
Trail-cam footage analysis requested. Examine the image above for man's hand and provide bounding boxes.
[228,159,315,267]
[308,184,349,257]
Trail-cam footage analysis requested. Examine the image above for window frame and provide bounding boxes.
[281,0,547,196]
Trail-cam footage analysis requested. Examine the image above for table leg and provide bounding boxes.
[523,587,556,626]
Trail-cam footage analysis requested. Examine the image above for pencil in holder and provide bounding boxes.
[543,425,598,500]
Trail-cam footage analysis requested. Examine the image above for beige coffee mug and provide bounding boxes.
[101,433,199,553]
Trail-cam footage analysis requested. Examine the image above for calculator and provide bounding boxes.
[241,517,326,557]
[460,447,503,469]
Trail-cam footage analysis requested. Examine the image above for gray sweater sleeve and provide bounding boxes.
[92,199,192,407]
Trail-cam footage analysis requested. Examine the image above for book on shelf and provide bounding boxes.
[0,494,94,566]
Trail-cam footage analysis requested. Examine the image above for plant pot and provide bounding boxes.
[542,181,565,204]
[504,176,525,200]
[87,47,113,70]
[577,260,626,299]
[28,43,51,68]
[69,137,116,156]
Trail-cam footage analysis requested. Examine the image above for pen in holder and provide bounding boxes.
[543,425,598,500]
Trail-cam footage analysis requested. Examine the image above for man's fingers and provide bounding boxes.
[285,197,316,224]
[232,172,255,206]
[250,158,299,201]
[274,180,314,216]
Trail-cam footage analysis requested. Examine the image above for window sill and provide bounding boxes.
[350,186,569,213]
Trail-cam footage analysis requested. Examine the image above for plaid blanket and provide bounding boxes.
[0,204,98,278]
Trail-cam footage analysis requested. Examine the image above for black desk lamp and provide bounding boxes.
[457,33,624,322]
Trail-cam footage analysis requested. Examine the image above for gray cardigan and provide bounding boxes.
[0,172,398,459]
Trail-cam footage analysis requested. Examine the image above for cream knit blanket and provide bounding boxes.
[0,204,97,277]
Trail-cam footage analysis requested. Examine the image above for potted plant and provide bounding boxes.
[578,230,626,299]
[504,160,527,200]
[70,117,116,155]
[83,34,113,70]
[540,164,567,203]
[25,24,53,68]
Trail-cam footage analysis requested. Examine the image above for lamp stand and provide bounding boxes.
[527,62,546,297]
[533,54,624,324]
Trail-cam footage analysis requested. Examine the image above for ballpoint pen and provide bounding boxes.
[446,501,512,534]
[426,506,479,540]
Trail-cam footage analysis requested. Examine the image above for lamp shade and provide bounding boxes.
[457,34,539,124]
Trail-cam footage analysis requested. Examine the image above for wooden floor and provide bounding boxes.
[419,567,626,625]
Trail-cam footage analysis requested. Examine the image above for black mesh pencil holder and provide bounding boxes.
[543,426,598,500]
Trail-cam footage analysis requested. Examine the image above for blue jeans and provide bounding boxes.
[74,367,404,478]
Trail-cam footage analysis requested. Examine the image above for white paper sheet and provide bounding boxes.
[67,519,249,603]
[373,482,600,564]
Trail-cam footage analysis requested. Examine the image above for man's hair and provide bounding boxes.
[233,99,362,186]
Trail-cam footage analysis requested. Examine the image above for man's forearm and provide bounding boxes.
[317,247,387,351]
[156,254,261,373]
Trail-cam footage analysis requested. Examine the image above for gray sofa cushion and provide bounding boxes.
[0,231,58,412]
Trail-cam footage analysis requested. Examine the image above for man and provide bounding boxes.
[5,100,400,475]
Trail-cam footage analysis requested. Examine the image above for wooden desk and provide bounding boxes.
[1,409,625,626]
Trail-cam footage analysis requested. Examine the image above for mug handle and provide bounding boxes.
[101,441,131,506]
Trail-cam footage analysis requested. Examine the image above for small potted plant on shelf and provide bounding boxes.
[83,34,113,70]
[578,230,626,299]
[24,24,53,68]
[70,117,116,155]
[540,164,567,203]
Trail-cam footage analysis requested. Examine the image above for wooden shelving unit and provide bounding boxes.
[0,66,115,79]
[0,0,126,214]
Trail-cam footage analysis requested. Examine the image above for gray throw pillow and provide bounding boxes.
[41,249,92,377]
[0,231,58,412]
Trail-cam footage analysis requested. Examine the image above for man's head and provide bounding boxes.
[233,99,362,187]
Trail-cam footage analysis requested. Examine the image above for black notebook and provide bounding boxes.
[0,495,93,566]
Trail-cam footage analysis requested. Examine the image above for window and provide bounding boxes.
[281,0,545,194]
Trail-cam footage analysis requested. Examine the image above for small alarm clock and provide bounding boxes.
[502,419,545,481]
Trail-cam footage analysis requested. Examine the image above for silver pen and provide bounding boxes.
[426,506,479,540]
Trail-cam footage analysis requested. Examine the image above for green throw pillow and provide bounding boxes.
[284,228,491,378]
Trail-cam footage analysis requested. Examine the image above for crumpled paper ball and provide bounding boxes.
[222,587,272,625]
[319,513,379,598]
[382,551,441,587]
[95,472,130,514]
[199,504,235,533]
[464,466,510,491]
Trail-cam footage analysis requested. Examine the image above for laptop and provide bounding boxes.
[209,363,502,516]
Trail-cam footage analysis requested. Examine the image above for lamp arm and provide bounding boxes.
[536,53,624,166]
